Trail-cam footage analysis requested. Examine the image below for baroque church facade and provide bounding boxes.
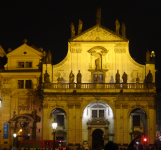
[0,9,156,149]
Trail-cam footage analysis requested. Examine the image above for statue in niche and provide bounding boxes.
[77,70,82,83]
[147,70,153,83]
[78,19,83,34]
[115,70,120,83]
[95,58,100,70]
[146,50,150,62]
[122,72,128,83]
[69,70,75,83]
[70,23,75,38]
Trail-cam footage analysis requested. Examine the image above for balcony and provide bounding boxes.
[42,83,156,93]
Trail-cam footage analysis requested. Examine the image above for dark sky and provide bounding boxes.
[0,1,161,86]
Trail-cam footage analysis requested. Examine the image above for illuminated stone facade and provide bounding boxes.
[42,20,156,148]
[0,11,156,149]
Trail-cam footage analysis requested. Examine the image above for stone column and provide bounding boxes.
[75,103,82,145]
[67,104,75,146]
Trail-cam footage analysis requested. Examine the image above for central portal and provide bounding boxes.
[92,129,104,149]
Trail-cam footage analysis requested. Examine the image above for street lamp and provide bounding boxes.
[13,133,17,147]
[0,98,2,107]
[52,120,57,150]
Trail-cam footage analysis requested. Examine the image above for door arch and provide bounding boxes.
[92,129,104,149]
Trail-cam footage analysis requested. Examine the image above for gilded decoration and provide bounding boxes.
[73,26,123,41]
[70,43,82,53]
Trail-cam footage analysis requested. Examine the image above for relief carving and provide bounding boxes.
[1,88,12,96]
[2,78,10,84]
[67,103,74,109]
[114,48,126,53]
[131,71,142,82]
[18,98,30,111]
[73,26,123,41]
[43,102,48,109]
[70,43,82,53]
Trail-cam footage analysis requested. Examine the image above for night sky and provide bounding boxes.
[0,1,161,86]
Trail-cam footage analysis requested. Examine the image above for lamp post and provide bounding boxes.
[52,120,57,150]
[13,133,17,147]
[0,98,2,107]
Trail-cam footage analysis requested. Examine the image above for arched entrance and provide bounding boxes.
[82,101,114,149]
[129,108,148,144]
[51,108,67,147]
[92,129,104,149]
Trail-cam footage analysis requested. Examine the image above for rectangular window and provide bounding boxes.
[18,80,24,89]
[18,62,24,68]
[92,110,97,118]
[26,62,32,68]
[99,110,104,118]
[94,74,103,83]
[133,115,140,126]
[25,80,32,89]
[57,115,64,126]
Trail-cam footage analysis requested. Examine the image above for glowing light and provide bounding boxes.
[143,138,147,142]
[13,133,17,137]
[20,129,22,132]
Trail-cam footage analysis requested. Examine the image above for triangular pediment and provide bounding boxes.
[6,44,42,58]
[70,25,128,42]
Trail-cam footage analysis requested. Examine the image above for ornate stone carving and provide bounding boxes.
[73,26,123,41]
[115,104,121,109]
[70,43,82,53]
[67,103,74,109]
[1,88,12,96]
[131,71,142,82]
[75,103,81,109]
[18,98,30,111]
[87,118,109,125]
[114,48,126,53]
[2,78,10,84]
[122,103,129,109]
[43,102,48,109]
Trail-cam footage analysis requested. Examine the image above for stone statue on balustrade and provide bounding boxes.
[44,70,50,83]
[147,70,153,83]
[77,70,82,83]
[70,23,75,38]
[95,58,100,70]
[122,72,128,84]
[69,70,75,83]
[115,70,120,84]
